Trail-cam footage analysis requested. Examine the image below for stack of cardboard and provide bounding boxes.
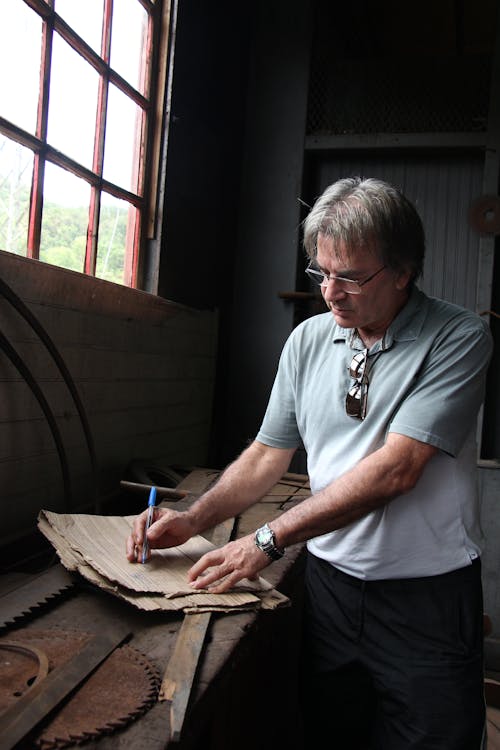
[38,510,288,613]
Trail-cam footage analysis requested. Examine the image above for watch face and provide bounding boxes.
[257,526,273,546]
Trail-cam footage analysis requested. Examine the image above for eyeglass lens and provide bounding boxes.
[305,268,362,294]
[346,350,368,419]
[305,265,386,294]
[346,382,368,419]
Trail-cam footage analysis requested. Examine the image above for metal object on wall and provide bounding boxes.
[469,195,500,235]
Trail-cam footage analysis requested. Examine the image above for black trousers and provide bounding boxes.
[300,553,486,750]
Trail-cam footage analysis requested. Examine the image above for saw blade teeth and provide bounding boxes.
[3,632,162,748]
[0,567,75,630]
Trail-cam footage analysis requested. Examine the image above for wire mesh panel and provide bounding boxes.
[307,0,495,136]
[307,57,491,135]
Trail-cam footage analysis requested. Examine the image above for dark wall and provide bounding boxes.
[158,1,253,311]
[157,2,256,468]
[159,1,313,468]
[482,238,500,458]
[215,1,313,466]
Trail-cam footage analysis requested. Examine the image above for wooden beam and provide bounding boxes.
[158,517,235,742]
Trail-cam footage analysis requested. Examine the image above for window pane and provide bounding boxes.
[110,0,149,94]
[103,83,144,193]
[97,193,136,284]
[0,0,42,134]
[47,33,99,170]
[40,162,90,272]
[55,0,104,55]
[0,136,32,255]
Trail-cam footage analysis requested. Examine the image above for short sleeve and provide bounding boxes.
[389,314,493,456]
[256,333,303,449]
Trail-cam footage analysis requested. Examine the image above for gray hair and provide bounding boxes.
[302,177,425,282]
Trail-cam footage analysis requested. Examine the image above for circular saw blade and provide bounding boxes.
[0,628,160,748]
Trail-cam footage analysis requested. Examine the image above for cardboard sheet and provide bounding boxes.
[38,511,289,613]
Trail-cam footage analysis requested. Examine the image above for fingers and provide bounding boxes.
[125,508,152,563]
[126,508,191,563]
[126,529,148,563]
[188,539,268,593]
[126,534,138,562]
[145,509,177,542]
[194,569,249,594]
[188,550,223,582]
[126,512,147,562]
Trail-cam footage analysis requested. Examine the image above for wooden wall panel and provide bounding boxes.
[478,467,500,637]
[0,251,218,547]
[303,152,484,311]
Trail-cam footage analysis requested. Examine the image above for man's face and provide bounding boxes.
[316,234,410,337]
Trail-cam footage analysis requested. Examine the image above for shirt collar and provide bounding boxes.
[332,286,428,351]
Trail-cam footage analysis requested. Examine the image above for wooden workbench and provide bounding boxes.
[1,469,307,750]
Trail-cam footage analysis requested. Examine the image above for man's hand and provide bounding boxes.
[188,534,271,593]
[126,508,197,562]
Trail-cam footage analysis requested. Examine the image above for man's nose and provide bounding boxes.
[322,277,347,300]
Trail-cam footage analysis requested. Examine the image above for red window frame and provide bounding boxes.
[0,0,170,289]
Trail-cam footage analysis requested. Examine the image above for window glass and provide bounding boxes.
[103,83,144,193]
[0,0,42,134]
[40,162,91,272]
[55,0,104,54]
[0,0,165,289]
[97,193,134,284]
[110,0,149,94]
[0,136,33,256]
[47,33,99,170]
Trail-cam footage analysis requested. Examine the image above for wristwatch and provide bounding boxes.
[255,523,285,561]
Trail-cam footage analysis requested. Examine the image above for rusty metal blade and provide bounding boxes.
[0,565,75,630]
[0,623,131,750]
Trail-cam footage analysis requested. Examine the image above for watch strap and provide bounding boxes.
[255,523,284,560]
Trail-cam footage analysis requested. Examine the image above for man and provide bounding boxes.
[127,177,493,749]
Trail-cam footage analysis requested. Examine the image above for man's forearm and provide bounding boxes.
[271,433,438,549]
[186,441,296,534]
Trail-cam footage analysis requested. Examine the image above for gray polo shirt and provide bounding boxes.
[256,286,493,579]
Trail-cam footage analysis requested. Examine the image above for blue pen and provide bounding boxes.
[141,486,157,564]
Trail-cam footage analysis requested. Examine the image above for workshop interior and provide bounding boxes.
[1,0,500,747]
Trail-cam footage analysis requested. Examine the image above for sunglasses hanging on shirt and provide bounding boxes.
[346,350,369,419]
[345,349,382,420]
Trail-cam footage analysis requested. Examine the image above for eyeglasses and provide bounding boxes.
[305,264,386,294]
[346,350,369,420]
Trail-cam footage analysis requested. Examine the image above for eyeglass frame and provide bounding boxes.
[305,263,387,294]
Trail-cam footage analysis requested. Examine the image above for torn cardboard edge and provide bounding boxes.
[38,511,289,613]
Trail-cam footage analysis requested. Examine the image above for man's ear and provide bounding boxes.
[395,269,412,291]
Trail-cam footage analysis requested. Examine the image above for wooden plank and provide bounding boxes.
[157,467,305,743]
[305,132,486,151]
[236,503,284,538]
[159,611,212,742]
[260,488,310,500]
[119,480,188,500]
[175,467,220,494]
[488,705,500,749]
[158,516,236,743]
[282,472,309,483]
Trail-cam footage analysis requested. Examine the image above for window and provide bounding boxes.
[0,0,170,287]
